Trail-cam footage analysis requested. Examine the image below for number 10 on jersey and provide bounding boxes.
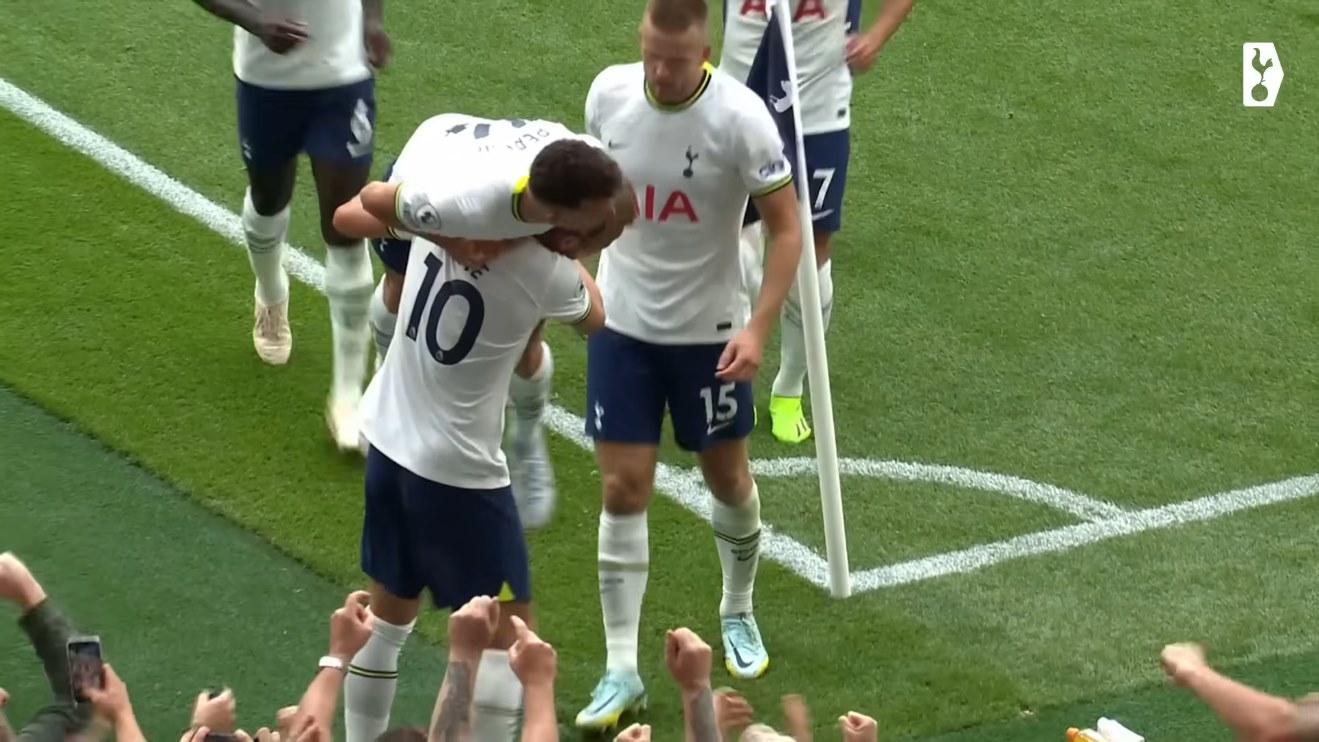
[406,253,486,365]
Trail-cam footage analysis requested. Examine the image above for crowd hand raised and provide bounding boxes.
[192,688,237,732]
[614,723,651,742]
[448,595,500,654]
[839,712,879,742]
[783,694,813,742]
[507,615,557,687]
[715,688,755,736]
[330,590,375,662]
[665,628,713,691]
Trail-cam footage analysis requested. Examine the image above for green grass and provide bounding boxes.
[0,386,449,736]
[2,0,1319,738]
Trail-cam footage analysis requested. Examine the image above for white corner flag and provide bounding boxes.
[743,0,851,597]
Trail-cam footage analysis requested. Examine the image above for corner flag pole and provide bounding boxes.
[770,0,851,598]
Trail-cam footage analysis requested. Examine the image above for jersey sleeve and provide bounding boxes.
[394,166,536,240]
[734,103,794,198]
[540,256,592,324]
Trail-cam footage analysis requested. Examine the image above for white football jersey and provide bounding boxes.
[719,0,853,135]
[586,62,792,345]
[360,240,591,489]
[392,117,604,240]
[233,0,372,90]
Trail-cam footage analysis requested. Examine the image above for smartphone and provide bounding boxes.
[66,635,103,704]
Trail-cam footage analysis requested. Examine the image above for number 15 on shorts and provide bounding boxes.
[701,383,738,436]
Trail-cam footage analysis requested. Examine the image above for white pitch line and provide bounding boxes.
[0,76,835,587]
[752,457,1125,521]
[9,76,1319,598]
[851,474,1319,591]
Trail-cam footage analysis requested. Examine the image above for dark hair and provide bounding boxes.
[646,0,709,32]
[528,140,623,210]
[374,728,426,742]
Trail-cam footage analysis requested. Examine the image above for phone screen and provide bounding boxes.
[67,638,103,703]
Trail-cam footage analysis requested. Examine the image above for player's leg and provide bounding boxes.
[369,233,409,371]
[421,479,538,742]
[507,322,555,529]
[368,159,407,372]
[370,268,403,370]
[576,330,665,730]
[308,79,378,452]
[666,345,766,679]
[345,447,423,742]
[235,80,303,365]
[770,128,848,444]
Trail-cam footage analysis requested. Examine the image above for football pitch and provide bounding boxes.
[1,0,1318,739]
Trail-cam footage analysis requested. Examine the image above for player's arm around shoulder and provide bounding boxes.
[333,185,400,240]
[543,256,605,335]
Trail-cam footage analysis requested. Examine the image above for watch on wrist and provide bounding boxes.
[318,655,348,674]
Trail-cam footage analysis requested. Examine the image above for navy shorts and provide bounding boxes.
[361,446,532,610]
[743,128,851,234]
[585,328,754,452]
[371,158,411,273]
[236,77,376,169]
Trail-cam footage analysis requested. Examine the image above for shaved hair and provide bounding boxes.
[645,0,708,32]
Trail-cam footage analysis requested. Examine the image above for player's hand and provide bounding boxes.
[615,723,652,742]
[839,711,879,742]
[86,664,133,724]
[192,688,237,732]
[0,686,10,709]
[665,628,713,691]
[715,689,755,736]
[845,31,882,73]
[329,590,375,662]
[431,236,516,270]
[236,728,282,742]
[364,21,392,69]
[0,552,44,609]
[1161,642,1208,685]
[449,595,500,654]
[507,616,557,688]
[716,327,764,382]
[257,16,309,55]
[783,694,813,742]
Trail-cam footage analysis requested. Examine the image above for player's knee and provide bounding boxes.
[516,336,544,378]
[705,467,753,504]
[322,219,358,247]
[601,468,651,514]
[248,186,290,217]
[383,270,404,314]
[491,603,534,650]
[699,447,753,502]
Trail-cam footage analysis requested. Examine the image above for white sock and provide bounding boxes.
[344,617,415,742]
[325,243,375,403]
[472,649,523,742]
[771,260,833,398]
[738,223,765,322]
[242,189,290,307]
[598,511,649,675]
[712,483,762,615]
[370,278,396,363]
[508,342,552,426]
